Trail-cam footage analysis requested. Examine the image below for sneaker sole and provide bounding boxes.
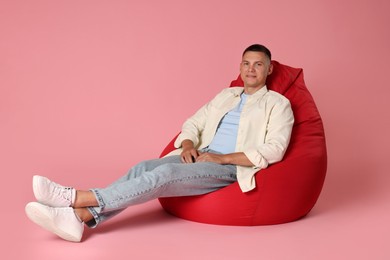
[25,202,81,242]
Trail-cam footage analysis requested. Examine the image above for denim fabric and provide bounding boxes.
[86,151,237,227]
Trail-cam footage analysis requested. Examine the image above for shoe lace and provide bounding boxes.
[52,184,72,204]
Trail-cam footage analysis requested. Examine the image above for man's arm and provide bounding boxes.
[196,152,254,167]
[244,97,294,169]
[180,139,254,166]
[174,102,209,150]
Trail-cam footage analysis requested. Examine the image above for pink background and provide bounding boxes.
[1,0,389,259]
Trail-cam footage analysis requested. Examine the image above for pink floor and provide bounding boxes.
[1,0,390,259]
[6,155,388,260]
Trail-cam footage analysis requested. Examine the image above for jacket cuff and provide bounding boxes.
[244,149,269,169]
[174,133,199,149]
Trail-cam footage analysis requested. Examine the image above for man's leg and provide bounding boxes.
[85,156,237,227]
[26,155,237,240]
[72,155,188,226]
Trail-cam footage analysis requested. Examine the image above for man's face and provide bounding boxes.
[240,51,273,89]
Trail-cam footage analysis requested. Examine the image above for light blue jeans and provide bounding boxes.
[86,151,237,227]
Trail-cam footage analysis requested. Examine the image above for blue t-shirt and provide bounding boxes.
[207,93,248,154]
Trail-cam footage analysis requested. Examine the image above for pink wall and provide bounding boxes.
[1,0,389,259]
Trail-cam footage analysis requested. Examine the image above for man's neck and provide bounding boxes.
[244,85,265,95]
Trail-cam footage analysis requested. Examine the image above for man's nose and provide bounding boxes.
[248,64,255,71]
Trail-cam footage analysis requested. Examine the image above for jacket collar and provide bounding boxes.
[231,85,269,97]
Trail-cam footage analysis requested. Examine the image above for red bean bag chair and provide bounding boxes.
[158,61,327,225]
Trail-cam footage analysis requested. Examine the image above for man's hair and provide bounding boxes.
[242,44,272,61]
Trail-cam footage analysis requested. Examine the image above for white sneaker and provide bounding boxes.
[25,202,84,242]
[33,175,76,207]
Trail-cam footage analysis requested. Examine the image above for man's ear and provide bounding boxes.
[268,63,273,75]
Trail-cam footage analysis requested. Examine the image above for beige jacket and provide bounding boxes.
[165,86,294,192]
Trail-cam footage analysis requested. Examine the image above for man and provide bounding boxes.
[25,44,294,242]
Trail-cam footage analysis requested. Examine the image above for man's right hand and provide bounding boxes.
[180,140,199,163]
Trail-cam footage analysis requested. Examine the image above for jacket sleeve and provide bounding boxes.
[244,97,294,169]
[174,102,210,149]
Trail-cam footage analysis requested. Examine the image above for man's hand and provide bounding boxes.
[180,140,199,163]
[197,151,255,167]
[196,152,226,164]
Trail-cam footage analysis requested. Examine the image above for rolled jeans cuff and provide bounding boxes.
[85,189,106,228]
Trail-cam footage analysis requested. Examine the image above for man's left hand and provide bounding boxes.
[196,152,226,164]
